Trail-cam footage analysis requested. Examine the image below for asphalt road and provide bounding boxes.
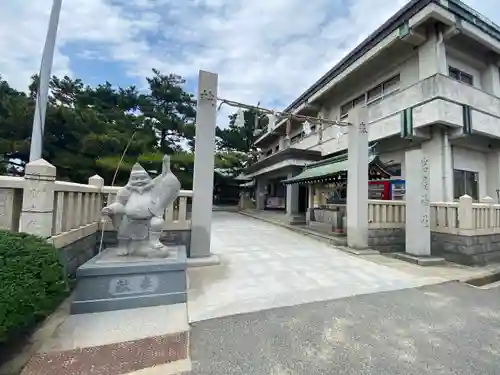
[187,281,500,375]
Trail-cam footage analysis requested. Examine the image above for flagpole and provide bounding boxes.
[29,0,63,162]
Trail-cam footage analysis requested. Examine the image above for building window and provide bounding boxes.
[367,85,382,102]
[340,102,353,118]
[340,74,400,117]
[453,169,478,200]
[352,94,365,107]
[383,75,400,94]
[449,66,473,86]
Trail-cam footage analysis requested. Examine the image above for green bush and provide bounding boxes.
[0,230,69,343]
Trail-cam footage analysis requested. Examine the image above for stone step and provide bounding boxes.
[239,211,348,247]
[21,304,190,375]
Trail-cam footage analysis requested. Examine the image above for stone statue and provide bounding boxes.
[102,155,181,258]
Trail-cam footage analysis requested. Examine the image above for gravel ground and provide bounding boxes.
[188,281,500,375]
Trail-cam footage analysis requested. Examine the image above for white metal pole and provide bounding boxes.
[29,0,63,162]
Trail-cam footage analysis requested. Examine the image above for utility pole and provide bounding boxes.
[29,0,63,162]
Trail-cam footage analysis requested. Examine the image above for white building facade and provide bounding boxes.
[243,0,500,221]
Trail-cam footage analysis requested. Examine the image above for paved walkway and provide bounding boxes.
[187,212,445,322]
[189,282,500,375]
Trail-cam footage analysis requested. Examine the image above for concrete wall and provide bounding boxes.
[368,229,405,253]
[364,229,500,265]
[58,233,98,278]
[432,232,500,265]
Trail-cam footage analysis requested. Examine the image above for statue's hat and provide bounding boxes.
[131,162,147,176]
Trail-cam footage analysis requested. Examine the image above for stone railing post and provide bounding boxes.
[178,196,188,224]
[19,159,56,237]
[88,175,104,222]
[480,196,495,230]
[458,194,474,231]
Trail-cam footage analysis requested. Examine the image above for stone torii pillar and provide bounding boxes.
[346,106,369,249]
[189,70,220,266]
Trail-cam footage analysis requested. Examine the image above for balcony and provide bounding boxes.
[251,73,500,172]
[243,147,322,177]
[372,73,500,133]
[313,73,500,156]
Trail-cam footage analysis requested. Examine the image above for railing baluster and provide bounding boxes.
[53,192,64,235]
[178,196,188,225]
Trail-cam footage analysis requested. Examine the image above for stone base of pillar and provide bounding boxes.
[287,214,306,225]
[305,208,315,223]
[186,254,220,268]
[345,248,380,256]
[393,253,446,267]
[346,227,369,250]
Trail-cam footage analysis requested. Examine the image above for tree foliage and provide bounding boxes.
[0,70,196,185]
[0,70,260,188]
[215,108,267,174]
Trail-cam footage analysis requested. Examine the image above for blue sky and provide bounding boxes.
[1,0,499,127]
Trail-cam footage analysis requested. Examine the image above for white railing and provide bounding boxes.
[367,195,500,235]
[0,171,193,248]
[53,182,102,234]
[0,176,24,232]
[431,202,458,233]
[312,195,500,236]
[368,200,405,229]
[101,186,192,231]
[50,181,103,248]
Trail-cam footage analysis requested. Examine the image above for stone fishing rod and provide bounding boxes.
[97,132,137,254]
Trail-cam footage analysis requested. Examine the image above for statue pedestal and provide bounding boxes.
[70,246,187,315]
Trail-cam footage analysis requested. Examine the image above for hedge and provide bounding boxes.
[0,230,69,343]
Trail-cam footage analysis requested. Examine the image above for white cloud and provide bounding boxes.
[0,0,498,127]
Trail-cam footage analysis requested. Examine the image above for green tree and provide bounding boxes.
[0,75,33,172]
[0,69,197,184]
[140,69,196,153]
[212,108,268,178]
[216,108,266,153]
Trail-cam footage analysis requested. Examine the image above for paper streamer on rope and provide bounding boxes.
[303,120,312,135]
[267,112,276,132]
[217,97,350,128]
[235,108,245,127]
[335,125,346,144]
